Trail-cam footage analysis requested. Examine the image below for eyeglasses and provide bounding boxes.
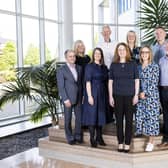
[141,51,150,54]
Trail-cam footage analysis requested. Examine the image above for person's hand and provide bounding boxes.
[88,96,94,105]
[139,92,146,99]
[133,95,139,105]
[64,100,72,108]
[109,96,115,107]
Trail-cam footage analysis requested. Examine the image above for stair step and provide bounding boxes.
[48,127,168,153]
[39,137,168,168]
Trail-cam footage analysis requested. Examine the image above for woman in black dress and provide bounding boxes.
[82,47,108,148]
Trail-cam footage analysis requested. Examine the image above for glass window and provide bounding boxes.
[22,0,39,16]
[44,0,58,20]
[0,14,17,83]
[22,18,40,66]
[94,0,115,24]
[0,0,15,12]
[73,0,92,23]
[73,25,92,54]
[45,21,58,61]
[118,0,136,24]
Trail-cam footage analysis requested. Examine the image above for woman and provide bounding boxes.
[108,42,139,152]
[135,46,160,152]
[74,40,90,70]
[126,30,140,64]
[82,47,108,148]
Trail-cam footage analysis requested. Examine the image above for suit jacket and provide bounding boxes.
[57,64,82,105]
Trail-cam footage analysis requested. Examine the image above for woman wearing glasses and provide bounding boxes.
[135,46,160,152]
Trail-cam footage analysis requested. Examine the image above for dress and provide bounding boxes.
[82,63,108,126]
[136,63,160,136]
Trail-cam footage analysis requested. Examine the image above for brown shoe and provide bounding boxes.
[157,142,168,147]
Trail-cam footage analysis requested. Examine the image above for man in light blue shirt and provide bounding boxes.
[152,26,167,64]
[158,41,168,147]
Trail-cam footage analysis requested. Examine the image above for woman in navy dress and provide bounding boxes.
[136,46,160,152]
[82,47,108,148]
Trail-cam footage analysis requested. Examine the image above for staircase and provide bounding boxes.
[38,120,168,168]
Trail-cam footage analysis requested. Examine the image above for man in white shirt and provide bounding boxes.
[97,25,117,69]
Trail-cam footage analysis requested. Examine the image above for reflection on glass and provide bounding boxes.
[94,0,115,24]
[0,0,15,11]
[73,0,92,23]
[73,25,92,54]
[44,0,58,20]
[118,0,136,24]
[22,0,38,16]
[22,18,39,66]
[45,21,58,61]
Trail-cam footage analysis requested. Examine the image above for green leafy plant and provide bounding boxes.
[137,0,168,45]
[0,60,62,125]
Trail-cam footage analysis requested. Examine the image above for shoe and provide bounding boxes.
[90,138,97,148]
[118,144,124,152]
[97,138,106,146]
[145,143,154,152]
[68,140,76,145]
[157,142,168,147]
[76,139,83,144]
[124,145,130,153]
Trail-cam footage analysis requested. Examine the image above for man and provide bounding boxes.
[158,41,168,147]
[57,49,83,145]
[97,25,117,69]
[152,26,167,64]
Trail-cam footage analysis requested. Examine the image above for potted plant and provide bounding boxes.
[0,59,63,126]
[136,0,168,45]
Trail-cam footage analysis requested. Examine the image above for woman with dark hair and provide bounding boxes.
[108,42,139,152]
[82,47,108,148]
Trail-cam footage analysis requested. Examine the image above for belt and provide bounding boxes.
[160,86,168,90]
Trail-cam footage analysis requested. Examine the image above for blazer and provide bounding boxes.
[56,64,82,105]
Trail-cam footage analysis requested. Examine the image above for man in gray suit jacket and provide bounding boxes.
[57,49,83,145]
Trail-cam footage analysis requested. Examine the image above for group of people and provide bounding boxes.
[56,25,168,153]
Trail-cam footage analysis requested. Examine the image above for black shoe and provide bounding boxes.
[97,139,106,146]
[118,149,124,152]
[90,139,97,148]
[68,140,76,145]
[76,139,83,144]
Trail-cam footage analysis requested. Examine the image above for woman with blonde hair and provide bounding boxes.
[126,30,140,64]
[108,42,139,152]
[135,46,160,152]
[74,40,90,69]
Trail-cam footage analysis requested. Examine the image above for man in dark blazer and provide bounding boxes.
[57,49,83,145]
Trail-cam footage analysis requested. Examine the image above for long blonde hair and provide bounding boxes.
[74,40,85,56]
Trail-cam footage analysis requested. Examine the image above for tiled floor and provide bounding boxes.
[0,148,94,168]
